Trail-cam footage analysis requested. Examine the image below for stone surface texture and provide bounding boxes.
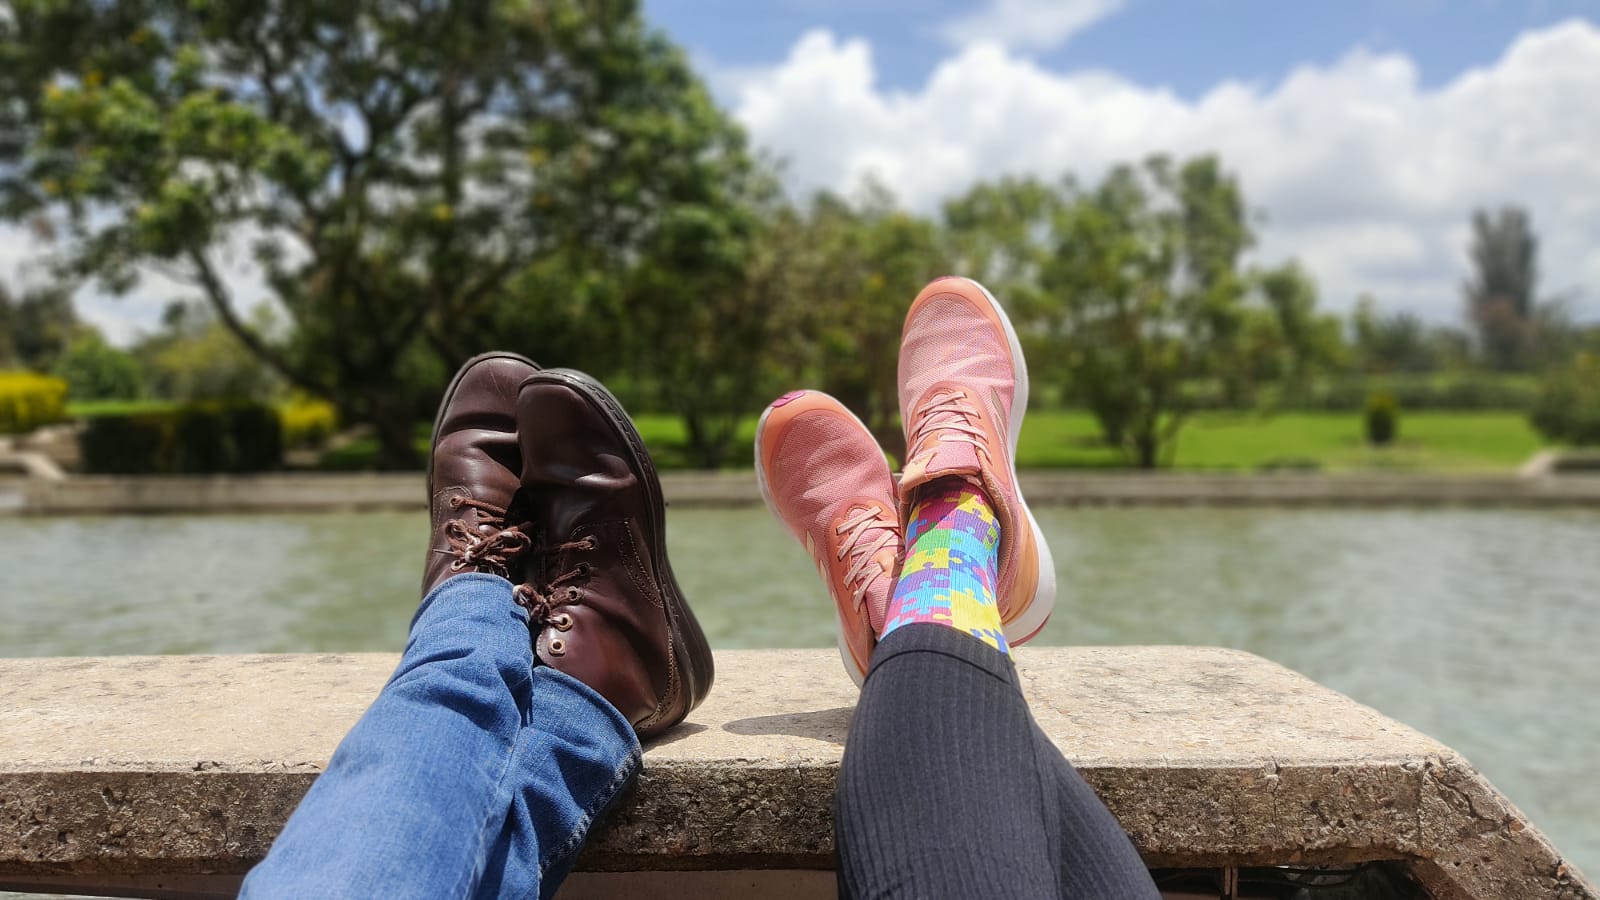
[5,471,1600,516]
[0,649,1593,900]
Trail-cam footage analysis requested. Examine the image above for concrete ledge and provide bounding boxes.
[5,470,1600,516]
[1,649,1592,899]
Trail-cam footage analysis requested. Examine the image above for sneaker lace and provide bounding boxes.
[514,537,598,624]
[835,506,898,607]
[438,497,533,577]
[906,388,989,465]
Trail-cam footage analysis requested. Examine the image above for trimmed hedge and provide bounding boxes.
[79,403,283,474]
[0,371,69,435]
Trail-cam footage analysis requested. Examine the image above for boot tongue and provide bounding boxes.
[899,439,983,496]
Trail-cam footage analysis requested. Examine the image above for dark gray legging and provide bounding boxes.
[834,624,1162,900]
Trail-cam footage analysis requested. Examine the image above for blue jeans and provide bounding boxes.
[241,573,642,900]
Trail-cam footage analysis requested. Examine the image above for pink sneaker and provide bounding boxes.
[897,276,1056,644]
[756,390,901,685]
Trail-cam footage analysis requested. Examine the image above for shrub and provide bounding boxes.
[80,414,174,474]
[1184,373,1537,412]
[52,332,143,401]
[79,402,283,474]
[225,404,284,472]
[1365,392,1400,446]
[0,371,69,435]
[1530,354,1600,446]
[279,397,338,448]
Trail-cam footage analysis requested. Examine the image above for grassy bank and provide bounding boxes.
[317,409,1543,472]
[66,403,1538,473]
[1014,411,1541,472]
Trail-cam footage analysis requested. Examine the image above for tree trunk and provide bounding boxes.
[684,413,729,471]
[372,404,423,471]
[1134,430,1159,470]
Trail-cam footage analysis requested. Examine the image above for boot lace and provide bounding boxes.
[835,506,898,607]
[513,537,598,625]
[437,496,532,577]
[906,388,990,466]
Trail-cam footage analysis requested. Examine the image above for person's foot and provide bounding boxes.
[515,368,714,738]
[896,276,1056,644]
[755,390,901,685]
[422,353,540,598]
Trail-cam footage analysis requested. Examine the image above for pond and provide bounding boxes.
[2,506,1597,879]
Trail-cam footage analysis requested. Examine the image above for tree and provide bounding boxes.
[53,329,144,401]
[0,282,76,371]
[134,301,282,402]
[1251,262,1343,403]
[1035,155,1255,468]
[1352,296,1434,373]
[1464,206,1538,371]
[2,0,754,467]
[780,185,948,458]
[619,157,788,470]
[943,175,1060,316]
[1530,353,1600,447]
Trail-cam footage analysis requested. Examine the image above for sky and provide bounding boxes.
[651,0,1600,325]
[5,0,1598,343]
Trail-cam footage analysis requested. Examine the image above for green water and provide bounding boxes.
[3,507,1597,878]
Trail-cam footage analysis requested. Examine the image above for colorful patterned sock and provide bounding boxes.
[880,476,1008,654]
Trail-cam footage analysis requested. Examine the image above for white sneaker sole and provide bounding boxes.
[954,277,1058,645]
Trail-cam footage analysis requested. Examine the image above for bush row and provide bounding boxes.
[79,403,283,474]
[0,371,69,435]
[1180,373,1538,412]
[1530,354,1600,447]
[279,397,338,448]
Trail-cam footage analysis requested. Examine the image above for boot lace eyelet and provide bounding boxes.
[548,638,566,655]
[551,613,573,631]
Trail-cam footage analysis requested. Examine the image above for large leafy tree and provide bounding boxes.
[784,185,948,459]
[2,0,752,466]
[1036,155,1256,468]
[1252,262,1343,403]
[620,159,787,469]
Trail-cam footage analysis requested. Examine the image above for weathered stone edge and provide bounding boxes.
[1411,755,1597,900]
[6,755,1592,900]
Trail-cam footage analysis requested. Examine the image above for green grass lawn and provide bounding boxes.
[1013,410,1543,472]
[310,409,1542,473]
[66,399,181,418]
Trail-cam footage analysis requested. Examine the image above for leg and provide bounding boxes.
[834,624,1158,900]
[838,478,1158,899]
[241,574,640,899]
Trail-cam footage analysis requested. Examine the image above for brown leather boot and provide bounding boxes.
[514,368,714,739]
[422,352,540,598]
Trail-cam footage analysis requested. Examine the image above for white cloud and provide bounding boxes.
[729,20,1600,322]
[937,0,1126,52]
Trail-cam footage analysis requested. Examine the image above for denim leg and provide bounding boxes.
[473,667,642,900]
[241,573,638,900]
